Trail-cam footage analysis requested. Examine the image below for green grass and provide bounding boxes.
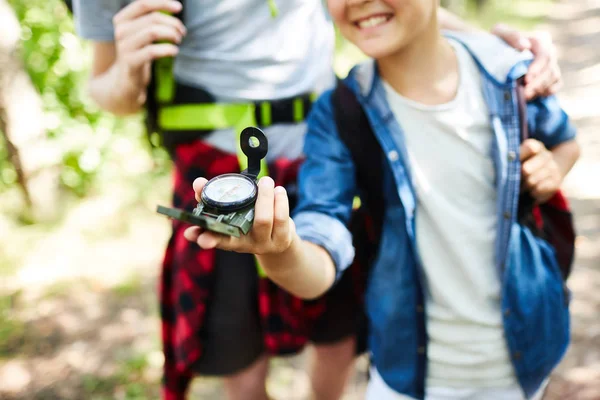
[0,293,25,359]
[112,274,144,298]
[82,353,158,399]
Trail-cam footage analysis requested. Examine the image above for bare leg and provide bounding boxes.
[223,354,270,400]
[310,336,357,400]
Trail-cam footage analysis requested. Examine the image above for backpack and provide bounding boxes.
[331,78,576,282]
[515,78,576,280]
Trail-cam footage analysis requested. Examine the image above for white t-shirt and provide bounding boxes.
[366,367,546,400]
[72,0,336,161]
[379,39,516,391]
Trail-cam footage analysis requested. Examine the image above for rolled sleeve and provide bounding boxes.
[294,211,355,280]
[527,95,577,148]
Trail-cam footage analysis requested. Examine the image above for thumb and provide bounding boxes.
[492,23,531,51]
[193,177,208,202]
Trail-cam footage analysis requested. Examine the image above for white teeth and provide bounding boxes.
[357,15,388,29]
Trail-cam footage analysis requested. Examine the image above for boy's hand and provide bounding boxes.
[520,139,562,204]
[184,177,296,255]
[112,0,186,101]
[492,24,561,100]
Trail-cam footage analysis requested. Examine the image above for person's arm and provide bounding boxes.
[521,139,579,203]
[438,8,561,100]
[185,177,337,299]
[73,0,186,115]
[184,93,358,299]
[520,95,580,203]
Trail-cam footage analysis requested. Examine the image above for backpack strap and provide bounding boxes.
[331,81,385,259]
[516,76,528,141]
[515,77,575,282]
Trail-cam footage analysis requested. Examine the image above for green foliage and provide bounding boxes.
[2,0,171,204]
[0,293,25,358]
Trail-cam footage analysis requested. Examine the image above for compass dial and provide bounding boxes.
[201,174,257,211]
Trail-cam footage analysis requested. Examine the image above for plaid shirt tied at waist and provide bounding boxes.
[160,140,327,399]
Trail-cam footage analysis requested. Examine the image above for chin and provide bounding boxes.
[358,42,402,59]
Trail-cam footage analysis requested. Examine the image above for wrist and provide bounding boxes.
[257,232,302,274]
[89,63,145,114]
[113,64,147,105]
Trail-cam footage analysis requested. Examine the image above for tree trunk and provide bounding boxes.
[0,0,59,221]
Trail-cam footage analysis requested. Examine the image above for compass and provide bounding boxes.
[156,127,268,237]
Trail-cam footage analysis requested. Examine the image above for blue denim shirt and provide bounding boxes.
[293,32,576,399]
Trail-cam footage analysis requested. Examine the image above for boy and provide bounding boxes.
[184,0,580,399]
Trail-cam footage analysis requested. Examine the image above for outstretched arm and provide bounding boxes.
[184,177,337,300]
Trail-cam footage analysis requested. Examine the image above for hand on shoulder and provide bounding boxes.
[492,24,561,100]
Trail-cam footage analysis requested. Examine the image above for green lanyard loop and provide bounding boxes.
[267,0,278,17]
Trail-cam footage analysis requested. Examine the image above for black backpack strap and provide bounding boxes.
[331,81,385,261]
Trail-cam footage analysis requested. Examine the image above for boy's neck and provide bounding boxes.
[377,20,458,106]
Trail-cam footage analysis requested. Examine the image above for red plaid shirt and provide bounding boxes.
[160,141,327,399]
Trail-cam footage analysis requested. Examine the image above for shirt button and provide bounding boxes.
[388,150,399,162]
[503,211,511,220]
[416,305,424,313]
[504,91,511,101]
[417,346,426,355]
[513,351,522,360]
[504,308,511,316]
[507,151,517,161]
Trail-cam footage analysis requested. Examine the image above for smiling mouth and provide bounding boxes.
[355,14,393,29]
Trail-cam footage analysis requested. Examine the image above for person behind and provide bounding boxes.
[184,0,580,399]
[73,0,564,399]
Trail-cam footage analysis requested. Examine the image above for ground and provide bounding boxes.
[1,0,599,398]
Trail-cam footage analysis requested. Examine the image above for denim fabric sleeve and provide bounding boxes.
[292,90,357,280]
[527,94,577,148]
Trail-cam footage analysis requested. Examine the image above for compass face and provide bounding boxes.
[201,174,257,211]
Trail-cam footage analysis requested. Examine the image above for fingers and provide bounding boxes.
[193,177,208,203]
[124,43,180,70]
[523,162,552,190]
[120,25,183,56]
[524,62,561,99]
[519,139,560,203]
[271,186,292,249]
[522,146,551,176]
[185,225,234,251]
[524,43,549,82]
[524,32,561,99]
[520,138,543,161]
[530,181,556,204]
[183,226,201,242]
[116,12,186,48]
[113,0,182,24]
[184,176,292,255]
[492,23,531,51]
[196,231,229,250]
[251,177,276,246]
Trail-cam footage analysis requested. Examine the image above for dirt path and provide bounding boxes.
[539,0,600,399]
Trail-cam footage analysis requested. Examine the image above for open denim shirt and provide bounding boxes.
[293,32,576,399]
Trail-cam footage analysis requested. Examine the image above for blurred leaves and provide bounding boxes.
[1,0,171,205]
